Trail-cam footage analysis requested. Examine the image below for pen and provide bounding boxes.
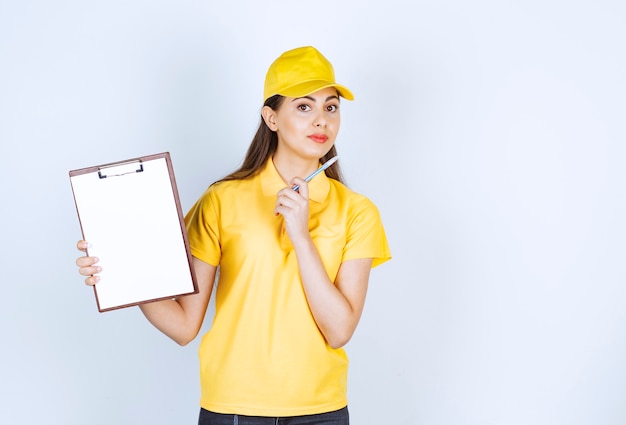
[292,156,339,191]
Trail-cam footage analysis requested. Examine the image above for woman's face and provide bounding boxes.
[265,87,341,161]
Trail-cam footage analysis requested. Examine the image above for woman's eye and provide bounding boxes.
[297,104,311,111]
[326,104,339,112]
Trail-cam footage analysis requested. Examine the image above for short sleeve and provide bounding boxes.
[184,187,221,267]
[342,197,391,268]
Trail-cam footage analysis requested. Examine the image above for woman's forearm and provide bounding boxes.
[139,299,198,346]
[139,258,217,346]
[292,236,371,348]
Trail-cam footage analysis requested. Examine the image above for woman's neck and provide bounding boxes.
[271,152,320,185]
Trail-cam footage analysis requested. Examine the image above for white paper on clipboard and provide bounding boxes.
[69,152,198,312]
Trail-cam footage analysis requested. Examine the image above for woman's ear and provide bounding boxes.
[261,105,278,132]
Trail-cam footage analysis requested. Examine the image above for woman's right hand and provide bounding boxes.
[75,240,101,286]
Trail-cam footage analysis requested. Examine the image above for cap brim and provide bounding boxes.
[275,80,354,101]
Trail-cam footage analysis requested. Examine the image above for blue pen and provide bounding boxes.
[292,156,339,191]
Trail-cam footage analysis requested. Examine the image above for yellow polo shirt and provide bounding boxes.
[184,159,391,416]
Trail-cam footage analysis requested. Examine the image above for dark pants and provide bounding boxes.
[198,406,349,425]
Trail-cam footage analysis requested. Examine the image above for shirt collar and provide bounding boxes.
[260,158,330,203]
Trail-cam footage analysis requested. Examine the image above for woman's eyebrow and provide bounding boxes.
[292,95,315,102]
[292,95,340,102]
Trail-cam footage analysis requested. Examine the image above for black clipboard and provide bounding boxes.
[69,152,198,312]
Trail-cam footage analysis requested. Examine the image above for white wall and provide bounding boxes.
[1,1,625,424]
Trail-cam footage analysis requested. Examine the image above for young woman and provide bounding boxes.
[76,46,391,424]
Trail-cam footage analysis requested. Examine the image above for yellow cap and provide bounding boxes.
[263,46,354,102]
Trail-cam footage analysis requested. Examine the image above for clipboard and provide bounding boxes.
[69,152,198,312]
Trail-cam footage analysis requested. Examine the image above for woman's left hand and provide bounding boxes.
[274,177,310,242]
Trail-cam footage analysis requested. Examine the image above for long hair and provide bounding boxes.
[216,95,346,185]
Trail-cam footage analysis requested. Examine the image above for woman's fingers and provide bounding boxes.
[75,242,101,285]
[76,240,89,252]
[79,263,101,285]
[84,275,100,286]
[77,264,101,277]
[78,262,101,276]
[75,255,99,268]
[274,182,311,242]
[275,188,298,215]
[291,177,308,199]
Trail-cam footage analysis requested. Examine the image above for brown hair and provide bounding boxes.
[216,95,345,185]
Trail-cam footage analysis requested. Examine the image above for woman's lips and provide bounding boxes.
[308,134,328,143]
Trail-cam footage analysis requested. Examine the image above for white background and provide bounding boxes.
[1,1,625,424]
